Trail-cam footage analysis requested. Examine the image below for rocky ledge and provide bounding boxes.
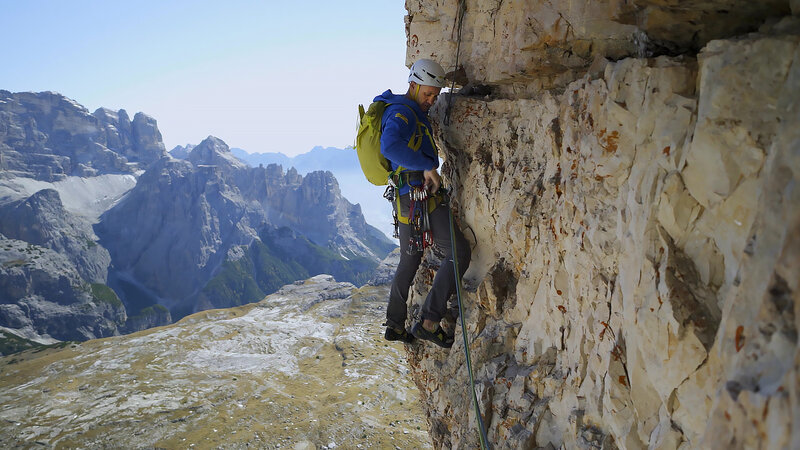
[0,275,428,449]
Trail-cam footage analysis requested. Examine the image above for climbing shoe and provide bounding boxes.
[384,325,415,344]
[411,322,454,349]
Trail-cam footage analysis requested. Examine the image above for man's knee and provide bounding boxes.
[396,252,422,279]
[398,251,423,266]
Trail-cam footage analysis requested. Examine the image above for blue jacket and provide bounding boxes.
[374,90,439,194]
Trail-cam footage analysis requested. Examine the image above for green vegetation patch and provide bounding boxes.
[0,331,39,356]
[200,239,308,314]
[138,304,169,315]
[91,283,123,308]
[0,331,75,357]
[260,229,378,287]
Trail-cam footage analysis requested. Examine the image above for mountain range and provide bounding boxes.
[195,145,396,241]
[229,146,357,174]
[0,90,396,350]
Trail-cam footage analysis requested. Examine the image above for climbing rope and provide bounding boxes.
[440,2,489,444]
[445,189,491,450]
[444,0,467,127]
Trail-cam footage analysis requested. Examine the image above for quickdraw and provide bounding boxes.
[407,185,434,254]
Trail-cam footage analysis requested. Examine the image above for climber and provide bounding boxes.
[378,59,472,349]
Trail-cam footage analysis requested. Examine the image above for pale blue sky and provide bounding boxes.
[1,1,411,156]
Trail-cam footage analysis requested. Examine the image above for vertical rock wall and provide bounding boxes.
[403,1,799,448]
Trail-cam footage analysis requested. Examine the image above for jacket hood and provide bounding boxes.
[373,90,426,118]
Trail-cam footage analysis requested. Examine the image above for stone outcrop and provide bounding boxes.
[0,188,110,284]
[368,248,402,286]
[402,2,799,448]
[0,91,166,181]
[406,0,790,91]
[0,238,126,343]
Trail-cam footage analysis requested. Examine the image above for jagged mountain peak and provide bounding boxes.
[187,135,246,169]
[97,133,394,319]
[169,143,195,159]
[92,107,129,122]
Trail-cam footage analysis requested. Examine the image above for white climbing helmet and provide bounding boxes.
[408,59,446,88]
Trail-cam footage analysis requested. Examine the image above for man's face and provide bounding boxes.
[411,83,442,112]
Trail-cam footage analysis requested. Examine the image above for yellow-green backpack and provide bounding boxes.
[355,101,415,185]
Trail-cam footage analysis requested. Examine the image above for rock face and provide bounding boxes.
[402,2,799,448]
[232,145,397,245]
[0,91,166,180]
[0,275,429,449]
[0,92,171,345]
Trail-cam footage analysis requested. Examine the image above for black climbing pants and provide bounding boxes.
[386,193,471,330]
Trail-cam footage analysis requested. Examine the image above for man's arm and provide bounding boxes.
[380,108,438,171]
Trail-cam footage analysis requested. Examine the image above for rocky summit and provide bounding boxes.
[0,275,430,449]
[400,1,800,449]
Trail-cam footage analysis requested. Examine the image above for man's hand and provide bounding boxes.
[423,169,441,194]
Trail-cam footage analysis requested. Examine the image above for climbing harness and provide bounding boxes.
[444,0,467,127]
[444,189,491,450]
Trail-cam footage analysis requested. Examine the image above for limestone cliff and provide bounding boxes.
[402,1,799,448]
